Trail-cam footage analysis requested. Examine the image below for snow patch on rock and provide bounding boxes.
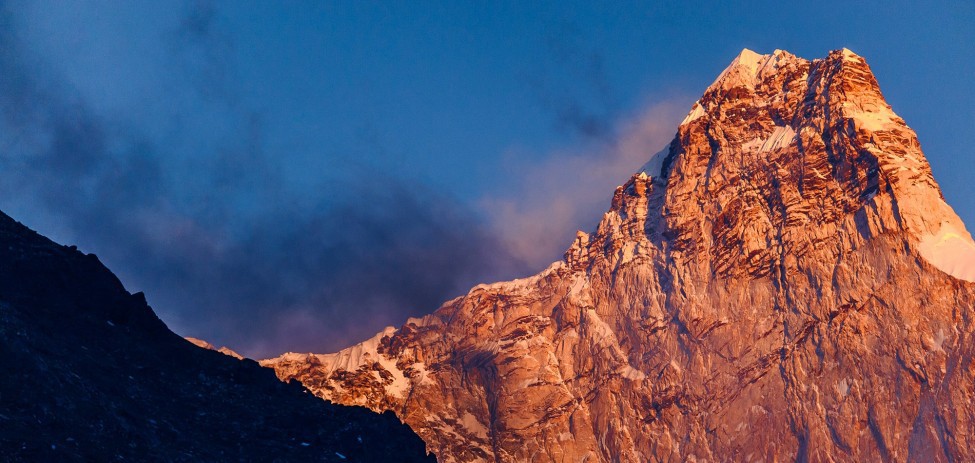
[710,48,794,91]
[459,412,489,439]
[918,222,975,282]
[835,378,849,398]
[712,48,766,89]
[638,146,671,179]
[473,261,563,295]
[842,100,900,132]
[681,102,705,125]
[759,125,796,152]
[266,325,417,399]
[742,125,797,153]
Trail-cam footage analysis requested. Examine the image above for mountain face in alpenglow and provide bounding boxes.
[0,211,434,462]
[262,49,975,462]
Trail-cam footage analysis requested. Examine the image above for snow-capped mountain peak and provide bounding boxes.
[263,49,975,462]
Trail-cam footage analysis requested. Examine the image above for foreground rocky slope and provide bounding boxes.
[0,211,434,462]
[264,49,975,462]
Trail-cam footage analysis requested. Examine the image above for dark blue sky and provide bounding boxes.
[0,1,972,357]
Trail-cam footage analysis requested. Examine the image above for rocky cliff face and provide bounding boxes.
[263,49,975,462]
[0,211,434,462]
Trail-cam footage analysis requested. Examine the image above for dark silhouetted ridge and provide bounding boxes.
[0,210,434,462]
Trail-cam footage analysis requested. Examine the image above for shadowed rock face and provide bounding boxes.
[0,211,434,462]
[263,49,975,462]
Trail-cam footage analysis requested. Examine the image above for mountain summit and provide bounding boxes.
[264,49,975,462]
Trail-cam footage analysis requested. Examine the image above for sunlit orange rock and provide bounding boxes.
[264,49,975,462]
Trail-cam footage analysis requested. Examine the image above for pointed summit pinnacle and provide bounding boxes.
[735,48,763,62]
[709,48,797,91]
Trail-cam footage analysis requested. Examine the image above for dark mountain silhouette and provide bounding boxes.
[0,210,434,462]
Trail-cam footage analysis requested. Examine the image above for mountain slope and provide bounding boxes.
[0,210,434,462]
[263,49,975,462]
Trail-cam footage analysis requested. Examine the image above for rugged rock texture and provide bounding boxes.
[263,49,975,462]
[0,211,434,462]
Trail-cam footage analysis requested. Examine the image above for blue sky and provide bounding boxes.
[1,1,972,357]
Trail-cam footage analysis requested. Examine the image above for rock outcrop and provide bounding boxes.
[263,49,975,462]
[0,211,434,462]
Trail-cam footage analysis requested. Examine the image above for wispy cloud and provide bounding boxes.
[500,18,691,266]
[479,100,687,268]
[0,1,690,359]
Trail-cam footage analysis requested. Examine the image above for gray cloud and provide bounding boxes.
[0,2,689,360]
[0,2,529,358]
[522,21,620,142]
